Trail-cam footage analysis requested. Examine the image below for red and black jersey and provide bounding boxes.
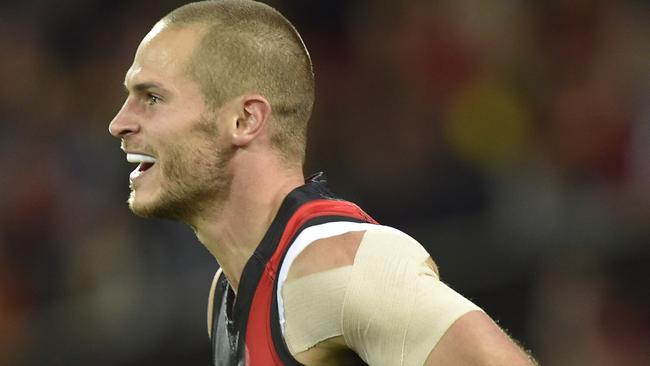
[210,173,377,365]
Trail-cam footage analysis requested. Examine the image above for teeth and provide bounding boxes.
[126,153,156,164]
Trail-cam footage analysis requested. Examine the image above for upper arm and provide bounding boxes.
[284,227,534,365]
[281,230,365,357]
[424,311,536,366]
[207,268,222,338]
[282,227,455,365]
[340,229,473,365]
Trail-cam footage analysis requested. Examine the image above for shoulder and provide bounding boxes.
[286,230,364,282]
[282,226,444,364]
[353,228,436,271]
[286,226,438,283]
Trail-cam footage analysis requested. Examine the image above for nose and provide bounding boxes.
[109,100,140,138]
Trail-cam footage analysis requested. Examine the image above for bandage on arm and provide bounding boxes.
[282,228,482,365]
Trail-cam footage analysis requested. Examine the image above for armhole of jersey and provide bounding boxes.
[276,221,404,335]
[209,268,224,339]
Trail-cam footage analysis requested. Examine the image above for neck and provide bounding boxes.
[191,157,304,292]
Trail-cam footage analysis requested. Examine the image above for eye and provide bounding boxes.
[146,93,162,105]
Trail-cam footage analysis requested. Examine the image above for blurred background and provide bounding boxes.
[1,0,648,365]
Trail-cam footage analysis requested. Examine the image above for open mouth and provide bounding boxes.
[127,153,157,182]
[138,161,155,172]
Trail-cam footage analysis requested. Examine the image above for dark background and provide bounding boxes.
[1,0,648,365]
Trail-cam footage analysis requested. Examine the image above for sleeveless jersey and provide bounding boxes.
[210,173,377,365]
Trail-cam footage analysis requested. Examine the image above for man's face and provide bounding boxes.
[109,22,234,222]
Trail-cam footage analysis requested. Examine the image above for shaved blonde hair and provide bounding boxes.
[163,0,315,163]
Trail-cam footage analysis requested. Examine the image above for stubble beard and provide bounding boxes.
[128,117,234,224]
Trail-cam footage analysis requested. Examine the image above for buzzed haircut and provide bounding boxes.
[162,0,315,163]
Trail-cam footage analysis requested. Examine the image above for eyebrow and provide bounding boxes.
[124,81,168,94]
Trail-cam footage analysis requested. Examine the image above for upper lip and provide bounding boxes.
[121,147,156,157]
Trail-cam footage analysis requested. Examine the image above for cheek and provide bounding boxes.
[158,129,222,182]
[158,146,187,182]
[159,140,209,181]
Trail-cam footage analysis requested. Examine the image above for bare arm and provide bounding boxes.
[424,310,537,366]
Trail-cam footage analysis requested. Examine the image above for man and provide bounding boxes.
[109,1,536,365]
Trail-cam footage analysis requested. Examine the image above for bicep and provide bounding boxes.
[424,311,535,366]
[341,230,480,366]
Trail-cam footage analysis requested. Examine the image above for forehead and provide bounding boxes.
[125,22,205,89]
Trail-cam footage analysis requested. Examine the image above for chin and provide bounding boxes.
[128,190,160,217]
[128,191,154,217]
[127,189,191,222]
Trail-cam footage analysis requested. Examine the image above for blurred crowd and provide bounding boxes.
[0,0,648,365]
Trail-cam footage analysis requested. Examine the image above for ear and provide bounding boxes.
[231,94,272,147]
